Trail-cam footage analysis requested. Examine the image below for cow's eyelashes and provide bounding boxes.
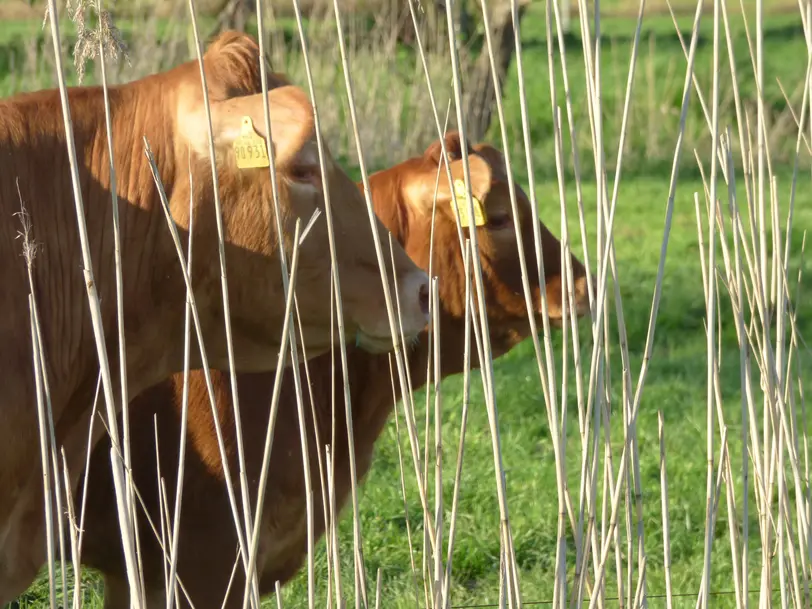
[290,165,321,185]
[487,214,512,230]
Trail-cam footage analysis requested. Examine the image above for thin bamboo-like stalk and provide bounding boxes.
[22,1,812,608]
[154,429,168,598]
[390,362,423,609]
[441,239,473,609]
[16,192,69,609]
[165,160,197,609]
[326,445,344,609]
[577,5,652,604]
[41,1,143,604]
[226,208,308,609]
[217,551,241,609]
[283,4,442,605]
[250,6,320,607]
[441,3,524,603]
[400,10,501,580]
[569,5,655,604]
[545,6,608,606]
[326,8,468,602]
[184,7,263,605]
[777,50,812,599]
[92,2,141,575]
[695,428,730,609]
[144,135,259,609]
[658,412,673,609]
[722,430,744,609]
[374,569,382,609]
[145,132,317,609]
[29,295,56,609]
[70,372,101,609]
[431,277,443,609]
[699,6,721,602]
[60,448,82,609]
[584,2,705,605]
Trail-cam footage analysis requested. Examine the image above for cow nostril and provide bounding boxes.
[418,281,430,318]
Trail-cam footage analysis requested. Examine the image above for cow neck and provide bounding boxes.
[324,170,472,470]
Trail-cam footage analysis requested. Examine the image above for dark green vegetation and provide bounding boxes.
[2,2,810,608]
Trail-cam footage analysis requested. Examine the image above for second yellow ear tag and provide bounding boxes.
[233,117,270,169]
[451,179,487,227]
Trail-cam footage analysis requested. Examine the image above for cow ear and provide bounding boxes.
[200,31,290,100]
[423,131,470,165]
[404,154,493,227]
[180,85,316,170]
[472,143,507,180]
[202,31,265,100]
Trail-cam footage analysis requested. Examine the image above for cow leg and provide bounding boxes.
[0,479,52,606]
[103,575,171,609]
[102,575,130,609]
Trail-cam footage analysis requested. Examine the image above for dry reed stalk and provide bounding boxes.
[65,372,102,609]
[40,1,144,604]
[144,135,255,609]
[267,3,445,606]
[60,449,82,609]
[546,5,607,605]
[16,189,67,609]
[184,7,264,604]
[569,2,627,600]
[658,412,674,609]
[250,7,323,607]
[440,3,525,604]
[164,161,198,609]
[697,1,721,607]
[399,15,501,592]
[579,1,704,605]
[90,1,141,575]
[325,444,344,609]
[440,240,473,609]
[567,0,660,606]
[454,3,594,607]
[156,459,171,604]
[390,368,423,609]
[431,277,443,609]
[19,195,71,609]
[21,0,812,607]
[28,295,56,609]
[702,4,812,609]
[221,206,307,609]
[146,129,317,609]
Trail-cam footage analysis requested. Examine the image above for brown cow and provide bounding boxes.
[77,132,592,609]
[0,31,430,604]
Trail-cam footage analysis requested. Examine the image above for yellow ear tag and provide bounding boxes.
[233,116,270,169]
[451,179,486,227]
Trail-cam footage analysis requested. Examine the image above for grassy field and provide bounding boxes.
[2,1,811,609]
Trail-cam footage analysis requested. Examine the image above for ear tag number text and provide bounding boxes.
[451,178,486,227]
[233,116,270,169]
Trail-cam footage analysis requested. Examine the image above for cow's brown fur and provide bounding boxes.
[0,31,429,603]
[78,132,592,609]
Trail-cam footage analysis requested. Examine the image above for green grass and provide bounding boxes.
[271,169,810,609]
[3,3,811,609]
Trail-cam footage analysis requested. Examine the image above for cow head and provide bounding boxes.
[169,33,430,369]
[371,130,592,365]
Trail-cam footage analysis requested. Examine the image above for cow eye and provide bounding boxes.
[290,165,321,185]
[487,214,512,230]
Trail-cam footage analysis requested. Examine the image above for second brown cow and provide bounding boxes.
[79,132,592,609]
